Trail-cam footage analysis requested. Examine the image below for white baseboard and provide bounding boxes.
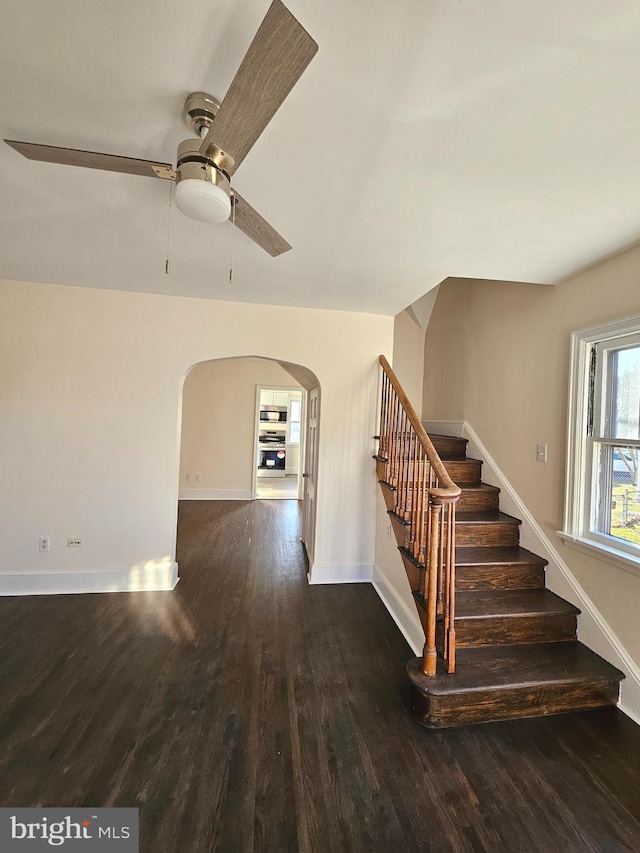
[372,565,423,656]
[308,563,373,584]
[178,489,252,500]
[0,562,179,596]
[460,420,640,724]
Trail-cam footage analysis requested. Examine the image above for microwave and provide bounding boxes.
[259,407,287,423]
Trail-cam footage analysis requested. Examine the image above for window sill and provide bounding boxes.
[557,531,640,579]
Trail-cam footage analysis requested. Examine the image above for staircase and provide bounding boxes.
[375,358,625,728]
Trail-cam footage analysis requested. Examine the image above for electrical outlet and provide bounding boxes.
[536,444,548,463]
[195,473,201,481]
[67,538,83,548]
[185,473,191,481]
[386,520,392,539]
[39,536,50,552]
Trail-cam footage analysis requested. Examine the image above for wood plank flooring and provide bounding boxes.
[256,475,299,499]
[1,499,640,851]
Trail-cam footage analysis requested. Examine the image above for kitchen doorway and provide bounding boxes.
[254,385,304,500]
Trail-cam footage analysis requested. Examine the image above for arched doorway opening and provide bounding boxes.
[177,356,320,565]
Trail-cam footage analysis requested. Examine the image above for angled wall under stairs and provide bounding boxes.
[377,433,625,728]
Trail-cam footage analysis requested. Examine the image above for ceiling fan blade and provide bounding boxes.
[4,140,175,180]
[232,191,291,256]
[200,0,317,175]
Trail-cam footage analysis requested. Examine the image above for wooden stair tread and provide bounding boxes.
[456,510,521,525]
[455,589,580,619]
[456,546,547,567]
[427,433,468,444]
[407,642,625,695]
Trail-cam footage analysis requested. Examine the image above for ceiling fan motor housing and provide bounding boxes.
[175,139,232,223]
[182,91,220,137]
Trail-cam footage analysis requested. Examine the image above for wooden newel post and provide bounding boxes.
[422,500,442,677]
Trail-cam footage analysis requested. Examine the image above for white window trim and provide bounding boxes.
[558,312,640,578]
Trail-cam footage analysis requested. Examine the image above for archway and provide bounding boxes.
[177,355,320,564]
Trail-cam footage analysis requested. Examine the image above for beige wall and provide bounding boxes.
[422,249,640,666]
[391,309,427,414]
[0,279,393,584]
[179,359,297,495]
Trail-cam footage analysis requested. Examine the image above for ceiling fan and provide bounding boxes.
[4,0,317,257]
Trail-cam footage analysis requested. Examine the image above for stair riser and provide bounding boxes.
[409,680,621,728]
[457,490,500,512]
[443,460,482,483]
[400,551,422,593]
[379,481,397,512]
[381,453,481,488]
[389,513,410,548]
[386,487,500,513]
[391,516,523,553]
[454,614,577,647]
[456,564,545,591]
[456,522,520,547]
[428,436,468,460]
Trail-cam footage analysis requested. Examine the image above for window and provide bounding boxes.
[289,399,302,445]
[562,315,640,570]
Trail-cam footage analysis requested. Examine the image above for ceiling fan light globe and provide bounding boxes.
[174,178,231,224]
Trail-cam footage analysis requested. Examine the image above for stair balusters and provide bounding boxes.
[377,356,461,676]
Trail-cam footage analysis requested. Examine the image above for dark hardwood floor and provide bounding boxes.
[1,500,640,851]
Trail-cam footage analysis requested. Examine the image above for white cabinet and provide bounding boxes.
[259,390,290,407]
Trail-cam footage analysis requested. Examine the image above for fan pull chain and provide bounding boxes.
[229,191,236,284]
[165,180,174,275]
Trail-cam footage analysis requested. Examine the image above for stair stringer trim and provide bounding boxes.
[372,563,423,657]
[423,419,640,725]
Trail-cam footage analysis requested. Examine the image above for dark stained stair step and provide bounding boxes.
[455,588,577,618]
[407,641,625,727]
[452,589,579,647]
[426,433,469,460]
[442,458,482,484]
[380,481,500,514]
[455,511,521,547]
[390,510,523,550]
[380,481,500,515]
[456,546,546,590]
[456,482,500,512]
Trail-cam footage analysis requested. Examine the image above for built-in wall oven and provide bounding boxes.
[258,430,286,478]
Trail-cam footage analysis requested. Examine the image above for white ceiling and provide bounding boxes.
[1,0,640,315]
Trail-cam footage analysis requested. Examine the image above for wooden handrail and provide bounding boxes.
[377,355,460,677]
[379,356,461,504]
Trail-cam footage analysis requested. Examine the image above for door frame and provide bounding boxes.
[301,385,320,565]
[252,383,306,500]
